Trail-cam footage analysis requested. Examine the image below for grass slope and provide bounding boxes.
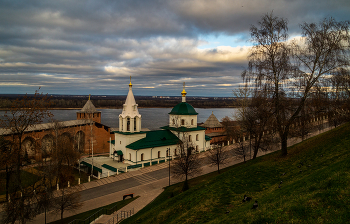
[123,124,350,224]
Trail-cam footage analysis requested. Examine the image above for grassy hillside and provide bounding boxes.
[123,123,350,224]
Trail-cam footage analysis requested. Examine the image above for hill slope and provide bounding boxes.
[123,124,350,224]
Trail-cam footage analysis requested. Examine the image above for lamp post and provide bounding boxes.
[168,148,171,186]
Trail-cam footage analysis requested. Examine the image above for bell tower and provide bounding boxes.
[119,77,142,133]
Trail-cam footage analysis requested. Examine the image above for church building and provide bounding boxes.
[110,81,211,165]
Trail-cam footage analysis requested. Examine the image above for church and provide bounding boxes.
[110,80,211,165]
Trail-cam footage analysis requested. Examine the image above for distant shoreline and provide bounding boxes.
[0,106,238,111]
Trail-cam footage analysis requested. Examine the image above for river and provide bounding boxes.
[0,108,238,130]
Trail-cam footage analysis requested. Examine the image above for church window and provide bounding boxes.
[191,119,194,125]
[196,145,199,152]
[134,118,137,131]
[196,134,199,141]
[174,149,177,156]
[181,119,185,126]
[120,141,121,144]
[127,118,130,131]
[129,153,131,161]
[166,150,168,157]
[141,153,144,161]
[158,151,161,158]
[189,135,192,142]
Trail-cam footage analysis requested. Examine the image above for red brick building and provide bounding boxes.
[0,96,113,161]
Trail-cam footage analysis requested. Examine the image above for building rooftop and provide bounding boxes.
[126,130,180,150]
[200,112,223,128]
[0,119,93,136]
[169,102,198,115]
[79,95,99,113]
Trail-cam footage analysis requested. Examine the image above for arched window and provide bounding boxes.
[189,135,192,142]
[181,119,185,126]
[158,151,161,158]
[129,153,131,161]
[141,153,144,161]
[196,134,199,141]
[134,118,137,131]
[127,118,130,131]
[196,145,199,152]
[191,119,194,125]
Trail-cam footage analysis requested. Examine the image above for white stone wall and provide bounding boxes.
[169,115,197,128]
[125,144,178,165]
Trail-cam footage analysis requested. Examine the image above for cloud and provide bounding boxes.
[0,0,349,96]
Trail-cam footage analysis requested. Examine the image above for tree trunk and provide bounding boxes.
[217,162,220,174]
[253,147,258,159]
[281,134,288,156]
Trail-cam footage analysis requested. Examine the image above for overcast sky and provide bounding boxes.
[0,0,349,97]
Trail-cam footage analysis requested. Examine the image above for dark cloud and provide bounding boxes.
[0,0,349,96]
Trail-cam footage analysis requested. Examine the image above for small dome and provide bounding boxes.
[169,102,198,115]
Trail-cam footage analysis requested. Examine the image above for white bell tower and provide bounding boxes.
[119,77,142,133]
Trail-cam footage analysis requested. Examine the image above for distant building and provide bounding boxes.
[200,112,226,145]
[110,81,211,165]
[0,95,112,161]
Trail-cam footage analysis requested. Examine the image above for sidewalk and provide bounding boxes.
[28,123,334,224]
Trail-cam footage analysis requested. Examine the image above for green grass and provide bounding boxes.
[123,123,350,224]
[48,196,139,224]
[0,170,40,195]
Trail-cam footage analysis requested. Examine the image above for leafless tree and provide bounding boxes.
[243,13,350,156]
[0,89,52,223]
[172,133,202,191]
[233,139,249,163]
[52,186,83,222]
[207,144,229,174]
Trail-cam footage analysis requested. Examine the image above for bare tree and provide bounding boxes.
[52,186,83,222]
[0,89,52,224]
[172,133,202,191]
[207,144,229,174]
[48,120,81,188]
[233,139,249,163]
[243,13,350,156]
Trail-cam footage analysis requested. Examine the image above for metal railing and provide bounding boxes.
[67,202,120,224]
[105,208,134,224]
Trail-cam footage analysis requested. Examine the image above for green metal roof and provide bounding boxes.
[80,161,102,173]
[108,140,115,145]
[169,102,198,115]
[205,135,212,141]
[114,150,123,155]
[160,125,205,132]
[113,131,147,135]
[126,130,180,150]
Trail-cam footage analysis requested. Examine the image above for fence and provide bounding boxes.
[67,202,120,224]
[105,208,134,224]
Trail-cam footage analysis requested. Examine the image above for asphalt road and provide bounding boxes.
[80,167,170,202]
[80,156,210,202]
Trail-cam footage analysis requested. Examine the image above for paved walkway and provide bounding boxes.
[27,123,334,224]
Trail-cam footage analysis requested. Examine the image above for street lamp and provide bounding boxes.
[168,147,171,186]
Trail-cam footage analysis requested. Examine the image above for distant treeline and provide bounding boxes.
[0,95,240,109]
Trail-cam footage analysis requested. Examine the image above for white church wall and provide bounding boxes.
[124,144,178,165]
[169,115,197,128]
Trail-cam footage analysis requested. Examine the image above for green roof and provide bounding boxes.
[205,135,212,141]
[126,130,180,150]
[169,102,198,115]
[160,125,205,132]
[80,161,102,173]
[108,140,115,145]
[113,131,147,135]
